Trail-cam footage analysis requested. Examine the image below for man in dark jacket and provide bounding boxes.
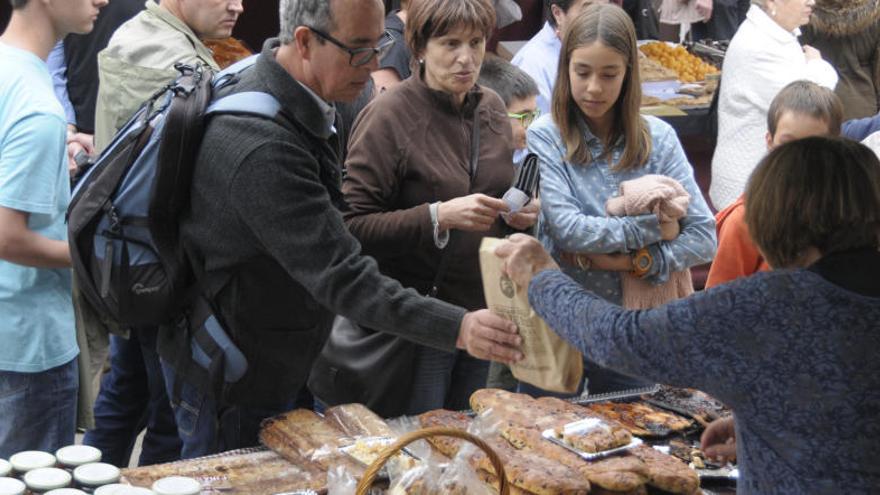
[159,0,523,458]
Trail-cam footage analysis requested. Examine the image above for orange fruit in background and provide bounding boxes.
[639,41,718,82]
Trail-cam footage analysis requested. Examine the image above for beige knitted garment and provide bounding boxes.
[606,174,694,310]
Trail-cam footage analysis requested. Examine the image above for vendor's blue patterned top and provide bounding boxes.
[528,259,880,494]
[528,113,716,305]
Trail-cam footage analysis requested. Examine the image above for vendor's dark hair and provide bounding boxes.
[406,0,495,61]
[745,136,880,268]
[478,54,538,107]
[767,80,843,137]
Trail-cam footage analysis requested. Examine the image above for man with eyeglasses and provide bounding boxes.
[159,0,524,457]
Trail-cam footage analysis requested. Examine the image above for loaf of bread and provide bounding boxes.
[259,408,364,476]
[325,403,395,438]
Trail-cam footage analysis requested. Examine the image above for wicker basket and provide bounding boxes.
[355,426,509,495]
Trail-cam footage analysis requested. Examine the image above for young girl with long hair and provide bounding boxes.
[526,3,716,395]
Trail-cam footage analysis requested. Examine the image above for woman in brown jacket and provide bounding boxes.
[801,0,880,119]
[339,0,539,414]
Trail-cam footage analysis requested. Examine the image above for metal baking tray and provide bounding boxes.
[570,384,661,405]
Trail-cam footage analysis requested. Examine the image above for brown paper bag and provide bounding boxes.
[478,238,583,393]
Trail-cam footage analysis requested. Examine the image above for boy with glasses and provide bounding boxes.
[477,54,541,391]
[478,54,541,161]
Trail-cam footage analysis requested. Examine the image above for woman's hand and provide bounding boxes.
[494,233,560,289]
[660,219,681,241]
[701,416,737,464]
[802,45,822,62]
[502,199,540,231]
[438,193,509,232]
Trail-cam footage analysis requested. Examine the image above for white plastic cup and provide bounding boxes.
[45,489,88,495]
[73,463,121,490]
[23,467,72,492]
[55,446,102,469]
[0,460,10,478]
[0,477,25,495]
[9,451,56,474]
[151,476,201,495]
[502,187,530,213]
[94,484,155,495]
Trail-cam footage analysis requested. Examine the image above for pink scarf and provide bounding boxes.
[606,175,694,309]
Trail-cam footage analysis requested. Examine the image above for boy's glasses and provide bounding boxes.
[306,26,395,67]
[508,109,541,128]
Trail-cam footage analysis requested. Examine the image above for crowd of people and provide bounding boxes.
[0,0,878,493]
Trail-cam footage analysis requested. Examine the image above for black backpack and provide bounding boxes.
[67,56,281,331]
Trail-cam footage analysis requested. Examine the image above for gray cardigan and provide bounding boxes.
[165,39,465,406]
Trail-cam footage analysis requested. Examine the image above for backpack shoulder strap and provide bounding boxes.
[205,91,281,119]
[207,54,282,121]
[215,54,259,81]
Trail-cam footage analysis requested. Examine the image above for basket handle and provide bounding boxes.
[355,426,509,495]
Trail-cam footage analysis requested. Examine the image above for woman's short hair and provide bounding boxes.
[478,54,539,107]
[405,0,495,60]
[767,80,843,137]
[552,4,650,171]
[745,136,880,268]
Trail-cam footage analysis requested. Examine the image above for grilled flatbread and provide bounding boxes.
[643,385,729,425]
[628,444,700,494]
[586,402,693,437]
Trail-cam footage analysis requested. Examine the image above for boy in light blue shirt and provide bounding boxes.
[0,0,107,457]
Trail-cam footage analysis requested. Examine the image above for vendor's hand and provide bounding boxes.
[438,194,509,232]
[701,416,737,463]
[457,309,523,364]
[802,45,821,62]
[660,219,680,241]
[502,199,540,231]
[494,233,560,289]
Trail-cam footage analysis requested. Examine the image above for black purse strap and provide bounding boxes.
[427,108,481,298]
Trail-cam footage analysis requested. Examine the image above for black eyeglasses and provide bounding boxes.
[306,26,395,67]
